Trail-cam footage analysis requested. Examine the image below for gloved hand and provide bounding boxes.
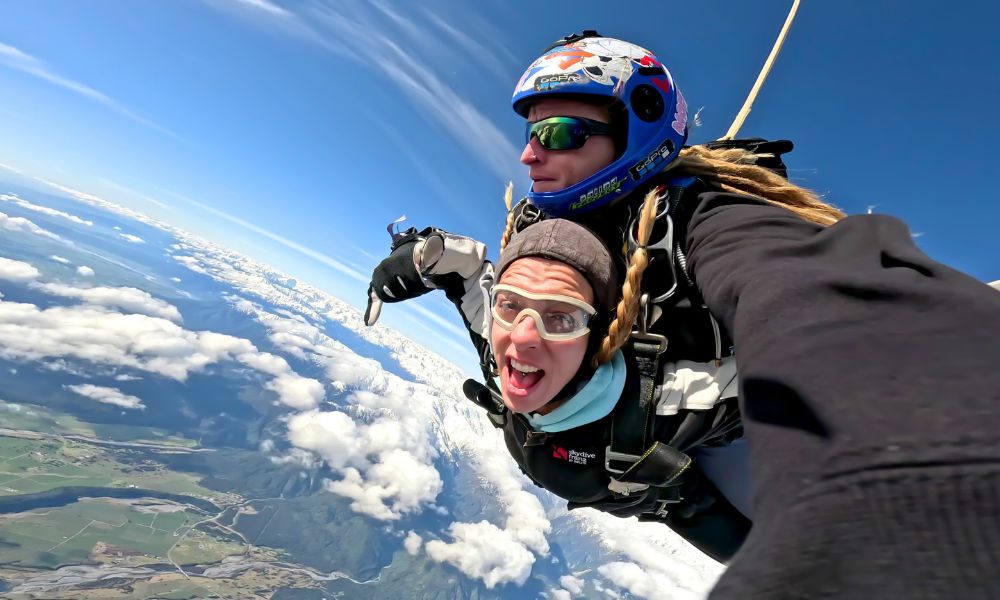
[364,227,488,326]
[364,227,433,326]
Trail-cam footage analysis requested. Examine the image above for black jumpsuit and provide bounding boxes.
[681,191,1000,599]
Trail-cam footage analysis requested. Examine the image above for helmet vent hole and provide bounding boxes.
[631,84,664,123]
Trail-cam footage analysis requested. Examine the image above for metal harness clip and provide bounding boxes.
[605,447,641,475]
[608,478,650,496]
[629,293,667,354]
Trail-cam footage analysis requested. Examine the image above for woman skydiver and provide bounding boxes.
[365,215,752,564]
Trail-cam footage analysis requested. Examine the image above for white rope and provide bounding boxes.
[720,0,801,140]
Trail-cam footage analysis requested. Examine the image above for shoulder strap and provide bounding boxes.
[605,344,692,494]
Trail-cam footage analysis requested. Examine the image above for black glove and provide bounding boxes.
[364,227,434,326]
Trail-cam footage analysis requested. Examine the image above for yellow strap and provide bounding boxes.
[720,0,802,140]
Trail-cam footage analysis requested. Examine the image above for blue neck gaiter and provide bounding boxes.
[526,350,626,433]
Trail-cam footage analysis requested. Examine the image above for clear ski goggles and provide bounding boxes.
[525,116,613,151]
[490,283,596,341]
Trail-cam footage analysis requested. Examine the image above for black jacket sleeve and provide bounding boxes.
[684,192,1000,599]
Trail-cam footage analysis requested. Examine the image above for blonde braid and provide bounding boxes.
[499,181,516,252]
[590,187,662,368]
[667,145,846,226]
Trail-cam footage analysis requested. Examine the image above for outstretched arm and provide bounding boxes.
[365,227,495,377]
[684,192,1000,598]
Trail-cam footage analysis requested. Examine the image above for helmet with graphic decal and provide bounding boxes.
[512,31,688,218]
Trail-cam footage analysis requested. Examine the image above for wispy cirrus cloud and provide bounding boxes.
[203,1,522,183]
[96,179,173,210]
[0,42,178,139]
[419,7,518,82]
[232,0,292,17]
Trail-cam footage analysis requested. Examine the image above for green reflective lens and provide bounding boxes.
[526,116,612,151]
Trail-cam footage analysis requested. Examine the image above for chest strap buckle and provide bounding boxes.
[608,478,650,495]
[605,447,642,475]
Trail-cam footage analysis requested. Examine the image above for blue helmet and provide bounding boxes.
[512,33,688,217]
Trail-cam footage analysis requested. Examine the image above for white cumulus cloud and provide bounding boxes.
[575,509,723,600]
[33,282,182,322]
[0,211,68,243]
[172,255,208,274]
[287,409,442,520]
[236,351,290,377]
[65,384,145,410]
[425,521,535,589]
[598,562,688,600]
[466,445,551,556]
[0,193,93,226]
[0,257,40,281]
[403,531,422,556]
[119,233,145,244]
[264,374,324,410]
[560,575,585,595]
[76,266,95,276]
[50,255,71,264]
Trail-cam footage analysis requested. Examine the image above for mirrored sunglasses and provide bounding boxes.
[525,116,613,151]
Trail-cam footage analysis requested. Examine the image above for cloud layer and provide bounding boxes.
[0,270,324,411]
[0,185,722,594]
[1,193,93,226]
[32,282,182,321]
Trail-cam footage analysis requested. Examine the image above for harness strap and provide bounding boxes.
[606,337,693,498]
[606,342,657,476]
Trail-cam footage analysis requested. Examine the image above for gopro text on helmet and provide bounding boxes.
[533,73,583,91]
[629,140,676,180]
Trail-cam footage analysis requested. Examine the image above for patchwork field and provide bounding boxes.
[0,497,245,570]
[0,431,221,500]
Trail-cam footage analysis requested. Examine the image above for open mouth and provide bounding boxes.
[506,356,545,396]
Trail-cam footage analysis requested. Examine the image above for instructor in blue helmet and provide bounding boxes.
[369,31,1000,599]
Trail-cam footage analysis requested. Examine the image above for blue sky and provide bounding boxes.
[1,0,997,374]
